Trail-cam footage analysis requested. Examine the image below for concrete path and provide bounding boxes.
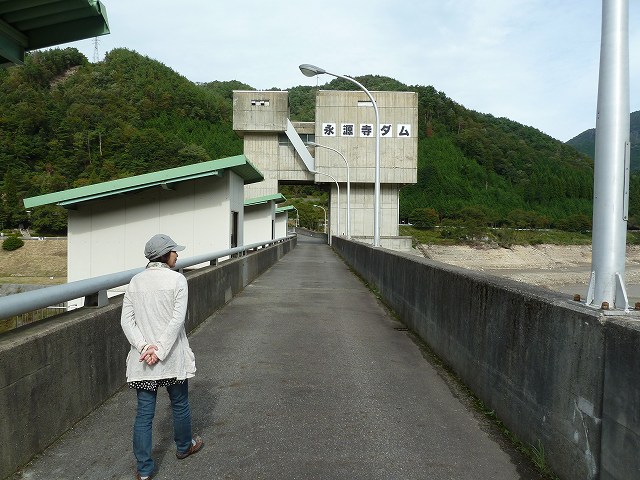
[13,236,544,479]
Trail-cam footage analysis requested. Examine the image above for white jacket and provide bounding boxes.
[120,265,196,382]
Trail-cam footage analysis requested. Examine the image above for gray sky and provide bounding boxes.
[62,0,639,142]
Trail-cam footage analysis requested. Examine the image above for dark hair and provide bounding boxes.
[150,251,172,264]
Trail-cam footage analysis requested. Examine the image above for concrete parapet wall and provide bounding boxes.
[0,238,295,479]
[332,237,638,480]
[350,235,413,251]
[601,319,640,479]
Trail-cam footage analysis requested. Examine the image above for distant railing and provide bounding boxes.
[0,237,293,323]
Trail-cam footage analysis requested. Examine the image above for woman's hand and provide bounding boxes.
[139,344,159,365]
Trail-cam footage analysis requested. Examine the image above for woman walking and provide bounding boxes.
[121,233,204,480]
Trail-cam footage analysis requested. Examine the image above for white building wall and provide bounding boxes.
[275,213,288,238]
[313,91,418,185]
[328,183,400,239]
[67,174,236,283]
[244,203,275,245]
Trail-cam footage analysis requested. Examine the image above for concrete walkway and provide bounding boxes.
[13,237,543,480]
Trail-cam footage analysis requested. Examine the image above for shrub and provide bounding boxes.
[2,236,24,251]
[555,214,592,233]
[409,208,439,228]
[492,229,516,249]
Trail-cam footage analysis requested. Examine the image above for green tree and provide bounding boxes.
[30,205,67,235]
[409,208,439,228]
[178,143,211,164]
[2,170,24,227]
[2,236,24,251]
[555,214,592,232]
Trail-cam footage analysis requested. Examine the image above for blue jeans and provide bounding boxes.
[133,381,193,476]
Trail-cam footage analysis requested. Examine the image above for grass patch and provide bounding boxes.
[0,239,67,285]
[473,399,559,479]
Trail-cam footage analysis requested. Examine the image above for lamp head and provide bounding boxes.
[299,64,326,77]
[305,141,319,147]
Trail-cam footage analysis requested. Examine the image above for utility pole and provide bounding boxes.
[93,37,99,62]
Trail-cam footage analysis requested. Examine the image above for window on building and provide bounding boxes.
[278,133,316,146]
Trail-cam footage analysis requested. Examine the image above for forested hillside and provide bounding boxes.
[567,110,640,171]
[1,47,637,235]
[288,77,596,230]
[0,48,244,233]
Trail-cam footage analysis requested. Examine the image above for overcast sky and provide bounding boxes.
[61,0,639,142]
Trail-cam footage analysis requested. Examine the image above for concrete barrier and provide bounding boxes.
[332,237,639,480]
[0,238,295,479]
[601,319,640,480]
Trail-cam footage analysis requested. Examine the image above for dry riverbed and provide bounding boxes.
[418,243,640,303]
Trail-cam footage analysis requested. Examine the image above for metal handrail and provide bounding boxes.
[0,236,293,321]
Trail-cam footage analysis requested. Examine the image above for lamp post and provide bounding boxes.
[306,141,351,239]
[299,63,380,247]
[313,204,327,241]
[290,205,300,228]
[313,170,340,245]
[587,0,630,310]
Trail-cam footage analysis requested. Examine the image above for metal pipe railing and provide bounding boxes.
[0,237,292,321]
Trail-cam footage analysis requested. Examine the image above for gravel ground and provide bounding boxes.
[419,243,640,304]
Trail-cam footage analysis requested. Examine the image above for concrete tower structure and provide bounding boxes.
[233,89,418,248]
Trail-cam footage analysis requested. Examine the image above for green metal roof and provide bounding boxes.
[276,205,295,213]
[24,155,264,208]
[0,0,110,65]
[244,193,286,207]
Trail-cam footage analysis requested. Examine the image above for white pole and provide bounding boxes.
[587,0,630,310]
[299,65,380,246]
[313,204,327,239]
[307,142,351,238]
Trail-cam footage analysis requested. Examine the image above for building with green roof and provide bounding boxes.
[275,205,296,237]
[23,155,263,300]
[243,193,286,245]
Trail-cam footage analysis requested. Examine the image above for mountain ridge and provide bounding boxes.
[1,47,629,234]
[567,110,640,170]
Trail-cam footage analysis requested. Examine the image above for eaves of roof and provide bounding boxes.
[276,205,295,213]
[244,193,287,207]
[0,0,110,65]
[24,154,263,208]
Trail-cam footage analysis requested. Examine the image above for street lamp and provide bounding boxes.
[586,0,630,311]
[306,141,351,239]
[313,170,340,245]
[313,204,327,241]
[299,63,381,247]
[290,205,300,228]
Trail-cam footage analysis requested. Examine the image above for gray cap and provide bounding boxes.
[144,234,185,260]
